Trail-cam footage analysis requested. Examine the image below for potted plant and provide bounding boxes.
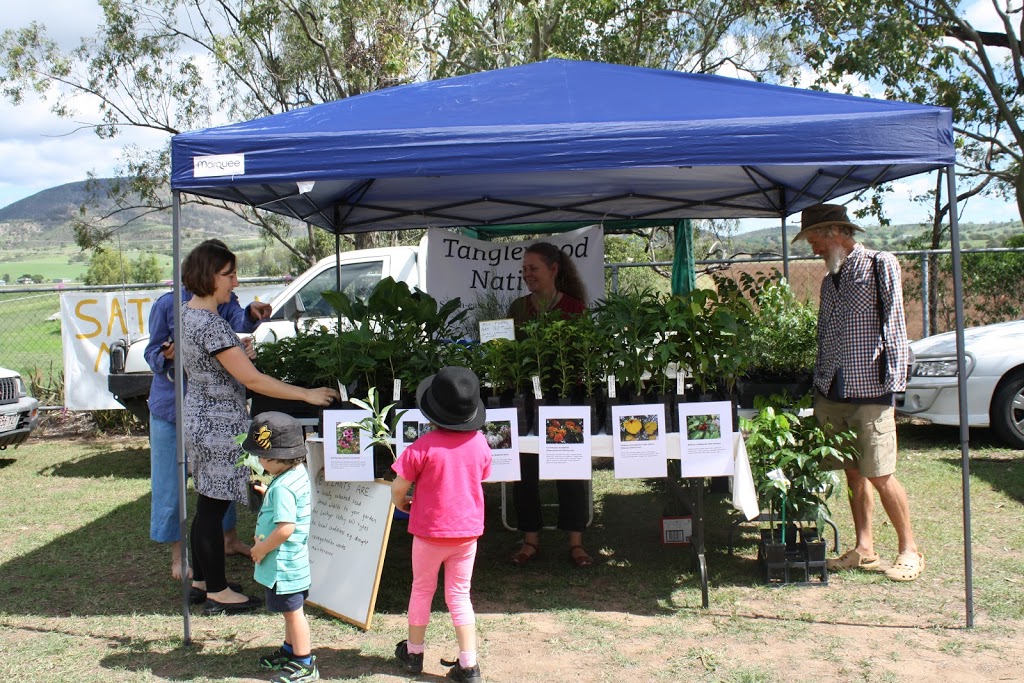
[339,387,408,481]
[735,273,818,409]
[322,277,469,403]
[570,313,611,434]
[251,323,352,418]
[741,394,856,584]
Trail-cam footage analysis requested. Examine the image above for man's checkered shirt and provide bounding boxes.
[814,243,910,399]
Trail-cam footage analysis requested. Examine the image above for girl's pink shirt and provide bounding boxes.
[392,428,492,539]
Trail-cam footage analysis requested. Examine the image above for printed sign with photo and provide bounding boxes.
[611,403,668,479]
[677,400,734,477]
[537,405,591,480]
[321,409,375,481]
[483,408,520,482]
[395,409,435,457]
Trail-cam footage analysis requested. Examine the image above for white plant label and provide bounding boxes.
[676,370,685,396]
[532,375,543,400]
[607,374,617,399]
[393,379,402,402]
[337,380,348,402]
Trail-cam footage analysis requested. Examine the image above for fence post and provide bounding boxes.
[610,264,619,294]
[921,251,931,338]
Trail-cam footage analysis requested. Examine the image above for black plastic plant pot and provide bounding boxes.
[763,541,787,565]
[589,395,603,435]
[512,394,532,437]
[247,481,264,510]
[805,540,827,564]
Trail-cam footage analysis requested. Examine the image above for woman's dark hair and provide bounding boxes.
[525,242,587,302]
[182,239,236,297]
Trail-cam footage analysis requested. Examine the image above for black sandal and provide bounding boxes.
[510,541,540,566]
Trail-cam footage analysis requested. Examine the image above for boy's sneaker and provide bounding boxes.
[442,658,482,683]
[395,640,424,673]
[270,655,319,683]
[259,647,292,670]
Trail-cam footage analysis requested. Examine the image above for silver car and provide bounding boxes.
[0,367,39,449]
[896,320,1024,448]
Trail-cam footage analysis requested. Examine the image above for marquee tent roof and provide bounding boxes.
[170,58,954,234]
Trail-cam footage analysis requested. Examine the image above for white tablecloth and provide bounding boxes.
[516,432,760,521]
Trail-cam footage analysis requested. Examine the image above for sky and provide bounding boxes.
[0,1,1019,230]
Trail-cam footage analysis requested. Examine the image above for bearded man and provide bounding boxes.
[793,203,924,582]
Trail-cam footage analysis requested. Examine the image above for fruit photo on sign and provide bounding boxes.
[619,415,658,442]
[686,414,722,440]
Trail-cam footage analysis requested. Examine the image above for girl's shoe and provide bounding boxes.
[442,658,482,682]
[395,640,424,673]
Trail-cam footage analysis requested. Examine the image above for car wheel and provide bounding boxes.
[990,369,1024,449]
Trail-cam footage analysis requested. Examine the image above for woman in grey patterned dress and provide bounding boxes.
[181,241,339,615]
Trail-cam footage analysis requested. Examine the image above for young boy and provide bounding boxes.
[244,411,319,683]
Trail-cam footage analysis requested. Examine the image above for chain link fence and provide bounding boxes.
[2,248,1021,410]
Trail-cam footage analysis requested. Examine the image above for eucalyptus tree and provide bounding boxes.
[757,0,1023,333]
[1,0,794,261]
[0,0,429,259]
[762,0,1024,224]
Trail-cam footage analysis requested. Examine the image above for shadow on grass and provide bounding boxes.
[941,454,1024,506]
[102,639,397,681]
[0,456,765,622]
[41,443,150,479]
[0,456,16,469]
[372,478,771,620]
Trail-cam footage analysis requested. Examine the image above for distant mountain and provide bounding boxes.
[727,218,1023,256]
[0,178,260,250]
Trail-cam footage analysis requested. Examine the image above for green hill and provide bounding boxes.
[728,219,1023,256]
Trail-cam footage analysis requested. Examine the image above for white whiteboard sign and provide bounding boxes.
[306,440,394,629]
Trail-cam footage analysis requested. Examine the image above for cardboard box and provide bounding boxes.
[660,515,692,545]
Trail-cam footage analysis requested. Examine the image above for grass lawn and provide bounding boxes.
[0,420,1022,682]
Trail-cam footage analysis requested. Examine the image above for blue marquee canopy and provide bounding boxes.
[170,58,954,234]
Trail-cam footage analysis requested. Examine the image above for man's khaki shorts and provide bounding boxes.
[813,393,898,478]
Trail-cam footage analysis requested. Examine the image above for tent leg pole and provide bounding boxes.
[945,165,973,629]
[173,191,193,644]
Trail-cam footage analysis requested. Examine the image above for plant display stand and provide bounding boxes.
[758,526,829,586]
[727,511,840,556]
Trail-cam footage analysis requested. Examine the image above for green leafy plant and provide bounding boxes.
[234,433,272,487]
[339,387,408,460]
[319,277,469,398]
[737,272,818,381]
[740,394,856,529]
[594,289,663,397]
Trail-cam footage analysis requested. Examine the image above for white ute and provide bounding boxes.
[107,246,423,420]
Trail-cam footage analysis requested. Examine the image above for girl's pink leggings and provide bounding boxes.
[408,536,478,627]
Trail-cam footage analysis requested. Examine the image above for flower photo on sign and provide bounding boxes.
[686,413,722,440]
[619,415,658,442]
[483,420,513,450]
[545,418,584,444]
[336,425,360,455]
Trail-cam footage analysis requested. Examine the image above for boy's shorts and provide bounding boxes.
[813,393,898,478]
[265,586,309,613]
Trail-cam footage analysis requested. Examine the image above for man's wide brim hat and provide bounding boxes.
[242,411,308,460]
[416,366,486,432]
[791,203,865,243]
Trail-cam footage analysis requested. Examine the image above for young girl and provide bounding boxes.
[245,411,319,683]
[391,366,492,683]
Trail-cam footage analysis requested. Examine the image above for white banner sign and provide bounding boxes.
[422,226,604,338]
[60,285,284,410]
